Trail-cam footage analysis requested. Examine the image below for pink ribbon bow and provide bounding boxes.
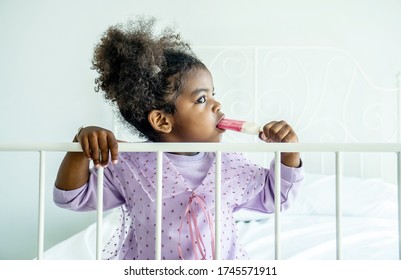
[178,192,215,260]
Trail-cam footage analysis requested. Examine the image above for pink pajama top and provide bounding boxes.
[54,151,304,260]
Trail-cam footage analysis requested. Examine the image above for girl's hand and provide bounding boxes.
[75,126,119,168]
[259,120,301,168]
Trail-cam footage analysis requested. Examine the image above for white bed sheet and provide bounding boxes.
[237,215,398,260]
[42,173,399,260]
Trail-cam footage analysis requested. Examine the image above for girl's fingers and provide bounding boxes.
[260,121,301,167]
[270,122,289,141]
[98,135,110,167]
[76,127,119,167]
[262,121,284,141]
[80,136,92,160]
[88,134,101,167]
[107,134,119,164]
[261,121,298,143]
[282,130,298,143]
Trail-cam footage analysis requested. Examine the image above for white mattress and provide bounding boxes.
[237,215,398,260]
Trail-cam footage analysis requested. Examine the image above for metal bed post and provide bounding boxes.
[274,151,281,260]
[214,151,222,260]
[155,151,163,260]
[335,151,342,260]
[96,166,104,260]
[397,151,401,260]
[37,151,46,260]
[395,72,401,260]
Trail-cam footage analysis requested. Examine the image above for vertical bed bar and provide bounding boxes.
[37,151,45,260]
[214,151,222,260]
[155,151,163,260]
[397,152,401,260]
[397,72,401,260]
[335,151,342,260]
[96,166,104,260]
[274,151,281,260]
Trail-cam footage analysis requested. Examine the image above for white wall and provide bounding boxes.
[1,0,400,259]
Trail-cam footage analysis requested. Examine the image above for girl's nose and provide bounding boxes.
[212,99,221,113]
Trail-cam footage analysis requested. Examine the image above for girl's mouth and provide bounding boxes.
[216,115,226,127]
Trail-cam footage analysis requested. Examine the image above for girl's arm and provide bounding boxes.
[55,126,119,190]
[259,120,301,168]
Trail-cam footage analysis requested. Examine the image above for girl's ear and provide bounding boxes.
[148,110,173,134]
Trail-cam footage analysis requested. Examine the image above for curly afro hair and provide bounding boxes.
[92,16,206,141]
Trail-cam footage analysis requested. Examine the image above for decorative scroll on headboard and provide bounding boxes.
[194,46,400,180]
[195,46,399,143]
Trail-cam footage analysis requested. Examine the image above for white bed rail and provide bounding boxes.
[1,142,400,260]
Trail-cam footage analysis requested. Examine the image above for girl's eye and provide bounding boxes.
[196,96,206,104]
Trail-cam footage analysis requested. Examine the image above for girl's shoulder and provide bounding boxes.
[118,151,157,166]
[222,151,248,162]
[222,152,265,170]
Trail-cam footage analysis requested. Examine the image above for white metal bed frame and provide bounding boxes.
[0,142,400,260]
[1,46,401,260]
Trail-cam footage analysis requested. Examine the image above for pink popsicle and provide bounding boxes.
[217,118,262,135]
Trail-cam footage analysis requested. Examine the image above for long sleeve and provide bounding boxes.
[234,159,304,214]
[53,163,126,212]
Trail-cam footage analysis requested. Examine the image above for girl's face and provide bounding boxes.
[166,67,225,143]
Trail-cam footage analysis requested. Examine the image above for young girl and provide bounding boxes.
[54,17,304,260]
